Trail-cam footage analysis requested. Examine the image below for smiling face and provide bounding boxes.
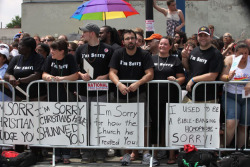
[198,33,211,48]
[236,47,249,63]
[159,38,172,54]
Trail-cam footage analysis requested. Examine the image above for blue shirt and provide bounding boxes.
[0,64,8,79]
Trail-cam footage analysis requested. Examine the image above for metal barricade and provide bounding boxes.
[2,79,250,165]
[0,80,15,149]
[192,81,250,153]
[26,80,182,166]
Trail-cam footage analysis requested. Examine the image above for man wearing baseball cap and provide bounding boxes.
[182,26,223,102]
[75,23,113,163]
[144,33,162,56]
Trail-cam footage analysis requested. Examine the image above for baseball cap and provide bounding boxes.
[0,48,10,59]
[145,34,163,41]
[0,43,9,50]
[79,23,100,35]
[198,26,210,36]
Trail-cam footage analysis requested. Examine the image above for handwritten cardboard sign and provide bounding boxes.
[90,102,144,147]
[0,102,87,145]
[166,103,220,148]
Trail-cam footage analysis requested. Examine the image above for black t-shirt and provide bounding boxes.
[109,47,154,98]
[187,46,223,101]
[42,54,78,101]
[6,53,44,99]
[150,55,184,103]
[75,42,113,96]
[111,43,122,51]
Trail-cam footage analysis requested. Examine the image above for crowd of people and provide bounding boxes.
[0,0,250,166]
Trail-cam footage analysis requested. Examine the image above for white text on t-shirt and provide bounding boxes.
[190,55,207,64]
[120,60,141,66]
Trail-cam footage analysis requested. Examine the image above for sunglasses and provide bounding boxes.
[45,39,51,42]
[68,49,75,52]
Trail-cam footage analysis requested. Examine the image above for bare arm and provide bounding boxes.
[181,45,190,71]
[42,72,78,81]
[186,72,219,92]
[5,72,42,87]
[109,68,129,95]
[219,55,235,81]
[167,73,185,86]
[95,74,109,80]
[176,10,185,32]
[153,0,168,16]
[221,43,234,57]
[128,68,154,92]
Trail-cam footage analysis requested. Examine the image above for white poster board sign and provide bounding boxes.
[90,102,144,147]
[0,102,87,146]
[230,55,242,72]
[0,102,35,145]
[166,103,220,148]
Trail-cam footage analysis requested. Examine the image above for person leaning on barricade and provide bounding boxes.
[42,39,79,164]
[219,42,250,148]
[75,23,113,164]
[109,29,155,166]
[149,36,185,164]
[4,37,45,101]
[3,37,45,156]
[181,26,223,103]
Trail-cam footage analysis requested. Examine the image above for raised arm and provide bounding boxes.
[153,0,168,16]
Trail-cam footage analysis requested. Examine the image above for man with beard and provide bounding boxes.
[109,30,158,166]
[99,25,122,51]
[182,26,223,102]
[174,31,187,52]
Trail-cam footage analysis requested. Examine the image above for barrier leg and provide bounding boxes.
[150,149,154,167]
[52,147,55,167]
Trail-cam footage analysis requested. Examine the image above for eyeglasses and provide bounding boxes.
[124,37,135,41]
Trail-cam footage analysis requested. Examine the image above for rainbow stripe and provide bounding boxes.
[234,77,250,81]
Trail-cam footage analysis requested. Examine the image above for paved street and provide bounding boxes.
[32,156,178,167]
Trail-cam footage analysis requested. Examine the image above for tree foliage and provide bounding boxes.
[6,16,21,28]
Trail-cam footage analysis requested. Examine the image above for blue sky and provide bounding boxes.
[0,0,22,28]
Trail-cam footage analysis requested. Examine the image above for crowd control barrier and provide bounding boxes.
[0,80,249,166]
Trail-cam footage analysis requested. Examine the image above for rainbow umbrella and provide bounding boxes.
[71,0,139,25]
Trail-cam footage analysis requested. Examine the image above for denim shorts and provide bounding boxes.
[222,92,250,126]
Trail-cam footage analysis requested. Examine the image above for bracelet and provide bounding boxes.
[116,82,121,88]
[176,79,178,82]
[18,78,21,83]
[226,75,230,81]
[191,78,196,84]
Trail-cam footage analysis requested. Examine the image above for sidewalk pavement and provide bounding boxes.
[31,156,178,167]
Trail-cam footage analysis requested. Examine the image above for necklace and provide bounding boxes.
[87,44,100,63]
[158,55,169,71]
[55,57,66,76]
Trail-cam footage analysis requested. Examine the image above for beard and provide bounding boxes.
[125,42,136,50]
